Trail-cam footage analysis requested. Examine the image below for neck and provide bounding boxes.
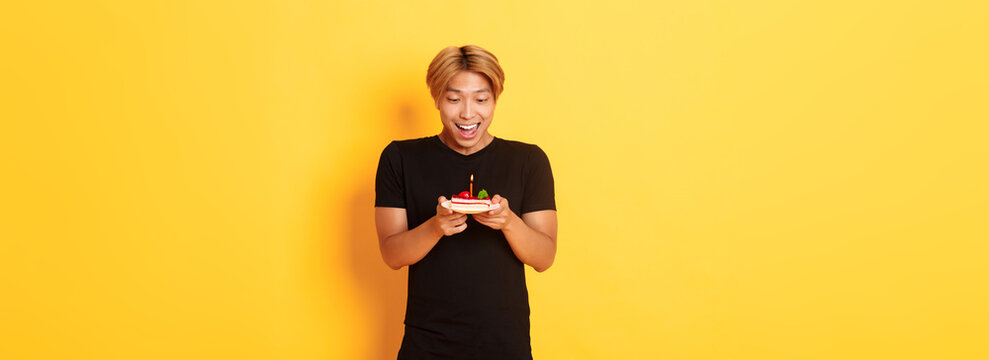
[438,131,494,155]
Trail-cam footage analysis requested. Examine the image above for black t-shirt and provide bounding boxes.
[375,135,555,360]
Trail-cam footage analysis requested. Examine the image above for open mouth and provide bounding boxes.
[455,123,480,139]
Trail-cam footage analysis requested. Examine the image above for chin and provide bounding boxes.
[457,138,481,148]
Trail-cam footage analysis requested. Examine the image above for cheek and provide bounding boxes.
[438,106,456,120]
[479,104,495,119]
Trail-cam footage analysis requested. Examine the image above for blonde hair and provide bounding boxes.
[426,45,505,103]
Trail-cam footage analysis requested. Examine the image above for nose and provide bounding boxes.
[460,102,473,120]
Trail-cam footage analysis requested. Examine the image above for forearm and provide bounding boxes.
[380,217,443,270]
[501,213,557,272]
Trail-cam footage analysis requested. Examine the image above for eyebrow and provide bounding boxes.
[446,88,491,94]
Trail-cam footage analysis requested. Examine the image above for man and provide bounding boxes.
[375,45,557,359]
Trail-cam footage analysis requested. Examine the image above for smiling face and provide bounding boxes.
[436,71,496,155]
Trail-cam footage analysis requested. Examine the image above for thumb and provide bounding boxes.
[437,196,452,214]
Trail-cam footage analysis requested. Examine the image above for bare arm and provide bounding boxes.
[473,195,558,272]
[375,197,468,270]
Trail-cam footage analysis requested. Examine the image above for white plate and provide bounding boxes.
[441,200,500,214]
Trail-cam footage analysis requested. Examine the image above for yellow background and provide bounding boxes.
[2,1,987,359]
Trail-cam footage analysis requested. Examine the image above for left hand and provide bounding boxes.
[472,194,516,230]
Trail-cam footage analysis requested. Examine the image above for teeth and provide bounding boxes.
[456,123,478,131]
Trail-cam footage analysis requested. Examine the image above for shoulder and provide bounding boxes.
[380,136,437,158]
[496,138,548,158]
[385,136,435,152]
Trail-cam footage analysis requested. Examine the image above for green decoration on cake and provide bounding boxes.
[477,189,489,199]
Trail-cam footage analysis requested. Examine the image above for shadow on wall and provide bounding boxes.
[345,83,433,359]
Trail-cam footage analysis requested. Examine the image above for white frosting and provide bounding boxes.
[450,198,492,212]
[452,198,491,204]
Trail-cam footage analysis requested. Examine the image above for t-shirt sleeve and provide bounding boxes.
[521,145,556,214]
[374,142,406,208]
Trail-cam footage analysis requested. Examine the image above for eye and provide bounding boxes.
[447,98,460,103]
[476,98,488,103]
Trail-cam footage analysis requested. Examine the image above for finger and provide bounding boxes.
[437,196,453,215]
[448,213,466,221]
[452,222,468,234]
[474,217,500,229]
[450,214,467,224]
[491,195,508,214]
[499,196,509,207]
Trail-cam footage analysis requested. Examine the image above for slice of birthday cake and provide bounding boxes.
[450,189,494,213]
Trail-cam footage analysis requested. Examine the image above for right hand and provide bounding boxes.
[434,196,468,236]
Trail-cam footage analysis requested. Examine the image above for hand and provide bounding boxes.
[433,196,468,236]
[472,194,517,230]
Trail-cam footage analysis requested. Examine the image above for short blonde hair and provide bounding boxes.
[426,45,505,103]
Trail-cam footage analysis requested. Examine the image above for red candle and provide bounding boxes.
[469,174,474,196]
